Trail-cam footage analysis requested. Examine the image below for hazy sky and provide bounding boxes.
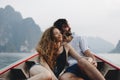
[0,0,120,46]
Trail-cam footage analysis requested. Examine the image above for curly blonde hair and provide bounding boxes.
[36,26,61,70]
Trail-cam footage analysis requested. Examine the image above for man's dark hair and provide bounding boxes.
[53,18,68,31]
[54,18,73,42]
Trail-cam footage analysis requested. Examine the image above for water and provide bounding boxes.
[0,53,34,70]
[97,53,120,67]
[0,53,120,70]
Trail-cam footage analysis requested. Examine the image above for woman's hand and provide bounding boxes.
[85,57,97,67]
[92,60,97,67]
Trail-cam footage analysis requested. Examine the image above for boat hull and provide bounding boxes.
[0,53,120,80]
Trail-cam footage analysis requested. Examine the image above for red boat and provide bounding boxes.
[0,53,120,80]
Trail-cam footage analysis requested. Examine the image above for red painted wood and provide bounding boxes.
[94,54,120,70]
[0,53,39,75]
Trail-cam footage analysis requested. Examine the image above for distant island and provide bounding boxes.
[110,40,120,53]
[0,5,119,53]
[87,37,114,53]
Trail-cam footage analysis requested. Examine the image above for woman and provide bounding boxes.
[28,26,105,80]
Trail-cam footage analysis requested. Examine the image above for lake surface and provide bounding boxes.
[97,53,120,67]
[0,53,34,70]
[0,53,120,70]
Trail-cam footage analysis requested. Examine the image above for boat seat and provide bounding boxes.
[8,68,27,80]
[97,62,104,71]
[25,61,36,78]
[105,70,120,80]
[25,61,36,71]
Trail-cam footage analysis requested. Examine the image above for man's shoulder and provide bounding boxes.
[72,35,82,40]
[73,35,87,40]
[72,33,85,38]
[70,35,87,45]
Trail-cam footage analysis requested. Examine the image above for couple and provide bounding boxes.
[28,19,105,80]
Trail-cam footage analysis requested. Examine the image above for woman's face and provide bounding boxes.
[53,28,63,42]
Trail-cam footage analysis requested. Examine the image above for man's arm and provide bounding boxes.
[84,50,97,67]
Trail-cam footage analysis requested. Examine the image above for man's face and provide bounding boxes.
[62,24,70,32]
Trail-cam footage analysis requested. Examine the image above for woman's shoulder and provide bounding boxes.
[63,42,68,45]
[63,42,72,48]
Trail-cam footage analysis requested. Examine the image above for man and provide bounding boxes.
[54,18,97,80]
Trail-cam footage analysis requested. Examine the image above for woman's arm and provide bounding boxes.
[84,50,97,67]
[40,57,58,80]
[66,44,105,80]
[66,43,82,60]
